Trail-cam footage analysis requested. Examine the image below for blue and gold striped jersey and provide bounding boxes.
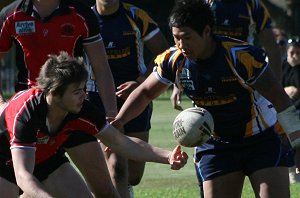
[154,36,277,139]
[206,0,272,43]
[86,2,160,91]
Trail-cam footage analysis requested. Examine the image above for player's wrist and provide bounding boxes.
[277,105,300,147]
[135,76,146,84]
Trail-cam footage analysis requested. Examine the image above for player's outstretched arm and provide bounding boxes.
[96,124,188,170]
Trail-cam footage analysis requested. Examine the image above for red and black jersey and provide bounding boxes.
[0,88,107,165]
[0,0,102,91]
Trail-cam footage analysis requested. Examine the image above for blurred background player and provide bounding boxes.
[0,51,188,198]
[85,0,169,197]
[0,0,119,196]
[111,0,298,197]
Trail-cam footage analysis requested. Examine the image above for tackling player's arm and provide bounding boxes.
[114,73,169,128]
[11,148,54,198]
[96,122,188,170]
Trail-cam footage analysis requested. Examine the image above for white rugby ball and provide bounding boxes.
[172,107,214,147]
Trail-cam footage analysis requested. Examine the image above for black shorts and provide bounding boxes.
[194,128,295,182]
[87,91,152,133]
[0,150,69,184]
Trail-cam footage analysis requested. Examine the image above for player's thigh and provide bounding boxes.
[203,171,245,198]
[43,162,93,198]
[65,141,114,189]
[0,177,19,198]
[249,167,290,198]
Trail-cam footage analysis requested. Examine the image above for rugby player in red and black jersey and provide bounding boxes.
[0,0,121,196]
[0,52,188,198]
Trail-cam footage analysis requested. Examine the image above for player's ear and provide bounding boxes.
[202,25,211,37]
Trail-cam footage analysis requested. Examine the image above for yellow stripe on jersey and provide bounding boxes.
[257,0,271,31]
[123,3,157,38]
[236,50,264,79]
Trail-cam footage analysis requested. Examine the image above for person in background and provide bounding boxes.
[170,0,283,111]
[111,0,299,197]
[273,27,288,62]
[0,51,188,198]
[0,0,119,196]
[282,38,300,184]
[86,0,169,197]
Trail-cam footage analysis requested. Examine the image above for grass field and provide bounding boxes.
[133,93,300,198]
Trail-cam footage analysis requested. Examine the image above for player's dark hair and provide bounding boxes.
[169,0,214,35]
[36,51,88,96]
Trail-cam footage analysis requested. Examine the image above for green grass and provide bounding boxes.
[133,93,300,198]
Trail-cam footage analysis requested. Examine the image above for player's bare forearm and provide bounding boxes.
[11,149,54,198]
[98,125,188,169]
[116,74,168,125]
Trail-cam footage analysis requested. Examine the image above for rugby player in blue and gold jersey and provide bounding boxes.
[112,1,300,197]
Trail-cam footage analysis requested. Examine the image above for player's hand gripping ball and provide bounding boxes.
[173,107,214,147]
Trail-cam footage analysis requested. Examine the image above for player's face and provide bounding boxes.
[172,26,212,60]
[57,82,87,114]
[287,45,300,67]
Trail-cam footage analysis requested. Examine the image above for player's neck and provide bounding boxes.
[32,0,61,18]
[96,1,119,16]
[46,95,68,123]
[198,37,216,60]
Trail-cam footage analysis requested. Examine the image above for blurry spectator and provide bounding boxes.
[282,38,300,184]
[273,27,288,61]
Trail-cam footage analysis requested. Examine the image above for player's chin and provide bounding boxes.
[69,107,82,114]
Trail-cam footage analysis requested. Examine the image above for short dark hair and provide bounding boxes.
[36,51,88,96]
[168,0,214,35]
[287,38,300,49]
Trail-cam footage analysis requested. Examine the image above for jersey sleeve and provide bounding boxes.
[249,0,272,33]
[9,117,37,149]
[153,47,183,85]
[123,3,159,42]
[77,100,108,135]
[70,0,102,44]
[230,44,268,85]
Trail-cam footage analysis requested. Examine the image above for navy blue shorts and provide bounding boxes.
[194,128,295,182]
[87,91,152,133]
[0,150,69,184]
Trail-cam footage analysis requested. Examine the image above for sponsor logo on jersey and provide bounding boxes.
[179,68,195,90]
[15,21,35,34]
[61,23,75,37]
[37,135,50,144]
[106,41,116,49]
[123,31,136,36]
